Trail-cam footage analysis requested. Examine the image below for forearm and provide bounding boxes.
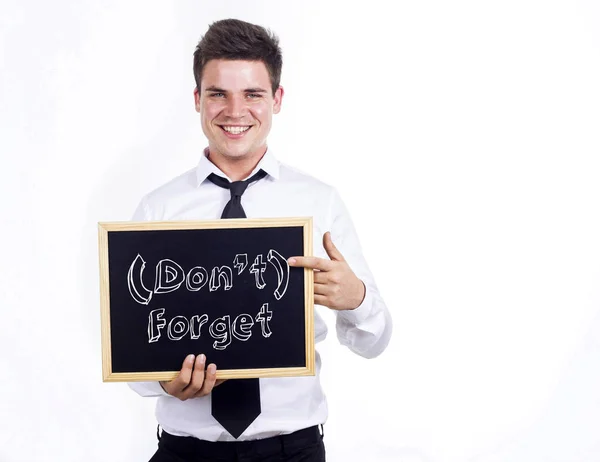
[335,280,392,358]
[326,188,393,358]
[128,381,168,397]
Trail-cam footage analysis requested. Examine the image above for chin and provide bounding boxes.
[220,146,252,159]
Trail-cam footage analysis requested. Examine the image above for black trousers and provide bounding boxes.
[149,426,326,462]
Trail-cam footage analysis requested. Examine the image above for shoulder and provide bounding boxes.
[273,161,349,219]
[142,167,198,204]
[277,161,338,197]
[133,167,198,220]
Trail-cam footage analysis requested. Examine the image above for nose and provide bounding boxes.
[224,94,247,119]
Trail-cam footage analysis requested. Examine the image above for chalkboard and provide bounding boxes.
[98,218,314,382]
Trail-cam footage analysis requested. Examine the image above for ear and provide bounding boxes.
[272,86,284,114]
[193,87,201,113]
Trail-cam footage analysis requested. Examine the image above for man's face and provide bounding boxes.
[194,59,283,162]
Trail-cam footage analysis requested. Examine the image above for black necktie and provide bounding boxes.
[207,168,266,438]
[208,169,267,219]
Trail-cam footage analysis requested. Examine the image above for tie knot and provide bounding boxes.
[206,169,268,219]
[207,169,267,196]
[229,180,249,197]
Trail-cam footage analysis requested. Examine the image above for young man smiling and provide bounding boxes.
[129,18,392,462]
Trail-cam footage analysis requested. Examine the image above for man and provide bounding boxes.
[129,18,392,462]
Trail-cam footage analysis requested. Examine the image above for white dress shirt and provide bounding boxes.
[128,148,392,441]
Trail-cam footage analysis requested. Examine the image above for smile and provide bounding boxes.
[219,125,251,135]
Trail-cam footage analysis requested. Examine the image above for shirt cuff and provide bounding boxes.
[337,284,374,325]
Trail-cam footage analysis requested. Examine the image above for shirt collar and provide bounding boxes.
[195,147,280,186]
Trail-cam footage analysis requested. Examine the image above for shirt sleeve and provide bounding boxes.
[131,196,150,221]
[127,196,170,398]
[128,381,169,397]
[327,188,393,359]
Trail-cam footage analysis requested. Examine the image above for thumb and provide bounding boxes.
[323,232,345,262]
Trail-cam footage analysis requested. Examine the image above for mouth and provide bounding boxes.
[218,125,252,139]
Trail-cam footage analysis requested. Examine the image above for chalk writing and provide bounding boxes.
[148,305,272,349]
[250,254,267,289]
[155,259,185,294]
[127,254,152,305]
[127,250,290,304]
[233,254,248,274]
[209,266,233,292]
[186,267,208,291]
[127,250,291,347]
[268,249,289,301]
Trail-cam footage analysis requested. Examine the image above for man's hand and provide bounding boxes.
[160,354,225,401]
[288,232,366,311]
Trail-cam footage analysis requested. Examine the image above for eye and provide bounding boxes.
[209,92,225,98]
[247,93,262,99]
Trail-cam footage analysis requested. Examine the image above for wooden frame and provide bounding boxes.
[98,217,314,382]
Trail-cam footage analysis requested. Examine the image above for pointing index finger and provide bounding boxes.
[288,256,333,271]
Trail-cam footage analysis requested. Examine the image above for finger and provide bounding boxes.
[314,293,329,307]
[314,282,330,296]
[195,363,218,397]
[168,354,195,394]
[323,232,345,262]
[288,256,333,271]
[314,270,343,286]
[195,378,226,397]
[313,271,330,284]
[182,354,207,399]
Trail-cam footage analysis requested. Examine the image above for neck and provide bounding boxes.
[207,147,267,181]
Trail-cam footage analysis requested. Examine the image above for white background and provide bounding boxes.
[1,1,600,461]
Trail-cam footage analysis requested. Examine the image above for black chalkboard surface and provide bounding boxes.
[98,218,314,382]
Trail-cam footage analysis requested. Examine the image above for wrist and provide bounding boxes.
[348,280,366,310]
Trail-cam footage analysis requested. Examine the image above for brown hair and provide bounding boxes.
[193,19,283,95]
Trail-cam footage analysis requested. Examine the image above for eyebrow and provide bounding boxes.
[204,86,268,93]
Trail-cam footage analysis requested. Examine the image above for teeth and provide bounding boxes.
[222,126,250,134]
